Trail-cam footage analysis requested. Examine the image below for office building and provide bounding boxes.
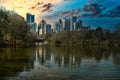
[26,13,36,34]
[54,20,63,32]
[45,24,52,34]
[38,19,46,35]
[70,15,77,31]
[26,13,35,23]
[29,23,37,34]
[74,19,83,30]
[62,17,70,31]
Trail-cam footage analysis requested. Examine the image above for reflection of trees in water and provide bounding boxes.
[37,46,81,70]
[37,46,120,69]
[45,46,114,64]
[112,49,120,67]
[0,48,35,78]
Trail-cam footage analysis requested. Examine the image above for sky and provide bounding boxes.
[0,0,120,28]
[0,0,63,23]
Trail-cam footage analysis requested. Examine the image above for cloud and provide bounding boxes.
[1,0,120,24]
[41,3,54,12]
[0,0,63,23]
[82,3,102,17]
[105,5,120,17]
[60,9,80,16]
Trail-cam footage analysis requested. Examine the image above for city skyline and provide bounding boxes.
[0,0,120,24]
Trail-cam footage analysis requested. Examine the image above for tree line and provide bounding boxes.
[46,24,120,46]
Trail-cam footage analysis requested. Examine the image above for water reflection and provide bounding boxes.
[0,46,120,80]
[35,46,120,79]
[36,46,82,70]
[0,48,35,79]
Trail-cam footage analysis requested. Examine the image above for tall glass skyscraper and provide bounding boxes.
[26,13,34,23]
[26,13,36,34]
[70,15,77,31]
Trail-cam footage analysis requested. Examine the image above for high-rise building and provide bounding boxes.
[29,23,37,34]
[54,19,63,32]
[62,17,70,31]
[70,15,77,31]
[45,24,52,34]
[38,19,46,35]
[26,13,36,34]
[62,18,66,31]
[38,25,41,35]
[74,19,83,30]
[26,13,34,23]
[64,17,71,31]
[54,22,62,32]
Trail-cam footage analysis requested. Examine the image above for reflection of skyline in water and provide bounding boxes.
[34,46,120,70]
[35,46,81,70]
[35,46,120,79]
[0,46,120,80]
[31,46,120,79]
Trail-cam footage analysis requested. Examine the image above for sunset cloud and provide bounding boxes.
[0,0,63,23]
[0,0,120,24]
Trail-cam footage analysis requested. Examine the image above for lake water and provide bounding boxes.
[0,46,120,80]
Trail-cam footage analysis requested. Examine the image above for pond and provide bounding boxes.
[0,46,120,80]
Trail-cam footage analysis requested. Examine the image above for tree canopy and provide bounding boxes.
[0,8,36,46]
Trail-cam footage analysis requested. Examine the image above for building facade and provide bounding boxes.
[26,13,34,23]
[45,24,52,34]
[54,22,63,32]
[74,19,83,30]
[62,17,71,31]
[38,19,46,35]
[70,15,77,31]
[26,13,36,34]
[29,23,37,34]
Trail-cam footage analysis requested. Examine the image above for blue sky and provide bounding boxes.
[0,0,120,29]
[43,0,120,21]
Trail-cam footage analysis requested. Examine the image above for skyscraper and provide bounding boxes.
[45,24,52,34]
[38,25,41,35]
[54,22,62,32]
[38,19,46,35]
[29,23,37,34]
[62,17,71,31]
[62,18,66,31]
[70,15,77,31]
[26,13,34,23]
[26,13,36,34]
[74,19,83,30]
[54,19,63,32]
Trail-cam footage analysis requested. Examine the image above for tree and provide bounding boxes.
[104,30,111,40]
[95,27,104,42]
[114,23,120,40]
[0,8,9,43]
[8,13,30,41]
[0,7,36,47]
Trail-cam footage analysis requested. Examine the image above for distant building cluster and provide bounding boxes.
[26,13,90,36]
[38,20,52,35]
[53,14,90,33]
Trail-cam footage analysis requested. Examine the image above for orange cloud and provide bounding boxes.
[0,0,63,23]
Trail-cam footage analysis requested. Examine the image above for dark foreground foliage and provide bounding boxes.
[0,8,36,47]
